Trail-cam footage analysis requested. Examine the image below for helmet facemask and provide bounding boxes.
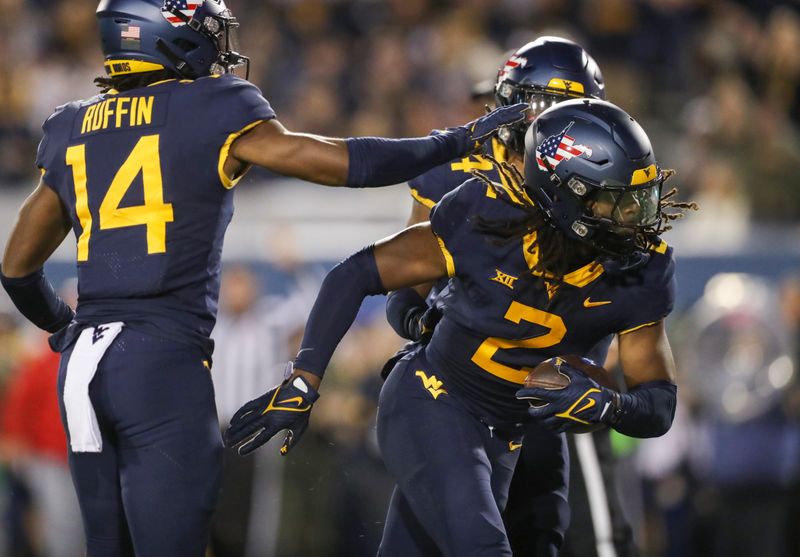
[496,83,564,153]
[159,2,249,78]
[573,173,664,263]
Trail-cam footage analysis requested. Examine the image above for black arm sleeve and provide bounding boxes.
[293,246,387,377]
[344,131,467,188]
[605,380,677,438]
[385,288,428,341]
[1,268,74,333]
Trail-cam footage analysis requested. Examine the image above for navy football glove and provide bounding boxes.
[454,103,529,152]
[224,374,319,456]
[516,361,618,433]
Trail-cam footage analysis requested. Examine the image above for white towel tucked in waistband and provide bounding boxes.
[63,322,124,453]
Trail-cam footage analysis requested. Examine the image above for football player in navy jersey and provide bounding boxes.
[226,99,695,556]
[390,37,637,556]
[0,1,527,555]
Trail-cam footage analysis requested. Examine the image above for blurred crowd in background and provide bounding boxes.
[1,0,800,556]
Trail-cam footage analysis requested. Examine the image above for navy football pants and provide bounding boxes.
[504,423,570,557]
[376,350,521,557]
[57,329,223,557]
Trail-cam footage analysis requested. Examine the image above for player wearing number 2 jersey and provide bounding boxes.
[225,98,695,556]
[0,1,527,555]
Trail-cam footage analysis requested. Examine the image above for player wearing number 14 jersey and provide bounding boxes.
[0,0,527,555]
[225,99,696,555]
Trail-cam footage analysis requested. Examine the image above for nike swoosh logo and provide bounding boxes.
[583,297,612,308]
[509,441,523,451]
[276,396,305,407]
[576,398,596,414]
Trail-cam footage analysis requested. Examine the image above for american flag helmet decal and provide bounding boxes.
[162,0,203,27]
[535,122,593,171]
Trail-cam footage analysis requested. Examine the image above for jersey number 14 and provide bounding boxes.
[66,134,174,262]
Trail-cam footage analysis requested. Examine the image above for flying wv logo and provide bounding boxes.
[92,326,109,344]
[415,371,448,400]
[536,122,593,171]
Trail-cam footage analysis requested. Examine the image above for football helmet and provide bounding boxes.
[97,0,249,79]
[495,36,605,153]
[523,99,663,268]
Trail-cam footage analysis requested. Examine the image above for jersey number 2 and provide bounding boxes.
[66,134,174,262]
[471,301,566,384]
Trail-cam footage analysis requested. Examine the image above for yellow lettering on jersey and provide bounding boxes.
[136,96,154,126]
[81,105,97,134]
[102,98,115,130]
[115,97,130,128]
[91,100,104,131]
[80,96,156,134]
[129,97,139,126]
[490,269,518,290]
[450,156,493,174]
[415,371,448,399]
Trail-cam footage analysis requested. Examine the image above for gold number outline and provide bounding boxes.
[470,301,566,384]
[66,134,173,262]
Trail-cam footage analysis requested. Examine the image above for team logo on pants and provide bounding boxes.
[415,371,447,400]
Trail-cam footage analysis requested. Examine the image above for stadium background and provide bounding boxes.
[1,0,800,556]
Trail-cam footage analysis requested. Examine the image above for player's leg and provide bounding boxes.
[57,344,134,557]
[378,487,442,557]
[504,421,570,557]
[377,352,514,557]
[97,329,224,557]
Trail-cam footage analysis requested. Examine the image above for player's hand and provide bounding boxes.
[453,103,529,152]
[224,373,319,456]
[413,305,442,344]
[516,361,616,433]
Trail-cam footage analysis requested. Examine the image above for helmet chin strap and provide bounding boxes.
[600,250,651,273]
[155,38,197,78]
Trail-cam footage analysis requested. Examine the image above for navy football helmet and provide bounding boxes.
[523,99,663,267]
[495,36,605,153]
[97,0,249,80]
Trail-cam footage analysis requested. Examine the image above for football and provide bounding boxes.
[524,356,615,433]
[524,355,615,406]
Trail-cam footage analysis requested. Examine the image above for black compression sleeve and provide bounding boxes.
[344,131,468,188]
[294,246,387,377]
[1,268,74,333]
[605,380,677,438]
[385,288,428,341]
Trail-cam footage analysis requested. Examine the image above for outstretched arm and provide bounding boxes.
[1,182,74,332]
[224,223,448,455]
[225,104,528,187]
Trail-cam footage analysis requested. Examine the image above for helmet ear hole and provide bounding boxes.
[173,38,199,53]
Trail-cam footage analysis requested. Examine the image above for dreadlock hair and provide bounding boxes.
[470,157,698,284]
[652,169,699,234]
[470,155,596,284]
[94,69,181,93]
